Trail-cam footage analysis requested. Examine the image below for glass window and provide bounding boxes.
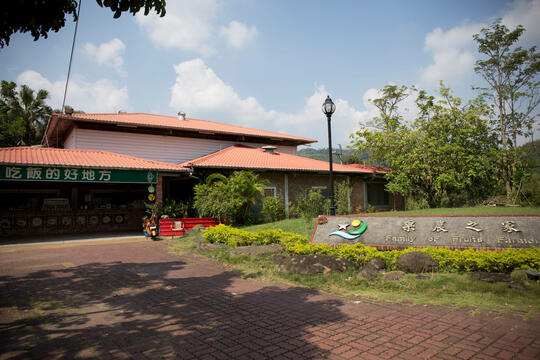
[367,183,390,206]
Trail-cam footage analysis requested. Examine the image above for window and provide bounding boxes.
[366,183,390,207]
[263,186,277,198]
[312,186,331,198]
[296,186,331,200]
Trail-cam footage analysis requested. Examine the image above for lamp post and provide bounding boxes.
[322,95,336,215]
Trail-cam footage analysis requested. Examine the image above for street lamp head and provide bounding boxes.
[322,95,336,116]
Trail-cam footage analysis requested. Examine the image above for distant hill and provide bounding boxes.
[297,147,369,164]
[298,140,540,171]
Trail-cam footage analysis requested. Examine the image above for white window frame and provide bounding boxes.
[262,186,277,198]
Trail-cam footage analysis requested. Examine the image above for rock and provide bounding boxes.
[508,280,528,291]
[469,272,512,283]
[228,244,285,257]
[185,224,205,234]
[356,263,379,281]
[397,252,439,273]
[273,254,355,275]
[367,258,385,270]
[525,269,539,281]
[382,271,405,281]
[416,274,432,280]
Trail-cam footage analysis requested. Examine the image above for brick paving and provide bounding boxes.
[0,239,539,359]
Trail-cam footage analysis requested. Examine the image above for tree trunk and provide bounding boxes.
[497,69,512,200]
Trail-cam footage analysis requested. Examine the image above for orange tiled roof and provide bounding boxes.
[179,145,388,174]
[49,113,316,145]
[344,163,390,173]
[0,147,187,172]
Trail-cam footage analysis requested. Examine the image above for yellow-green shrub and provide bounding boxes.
[203,224,307,247]
[286,241,540,272]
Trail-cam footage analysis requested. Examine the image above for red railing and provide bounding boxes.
[159,217,219,237]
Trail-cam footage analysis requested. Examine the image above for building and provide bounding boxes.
[0,112,401,237]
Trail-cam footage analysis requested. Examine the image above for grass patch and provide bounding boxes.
[241,218,317,239]
[11,297,67,324]
[168,232,540,317]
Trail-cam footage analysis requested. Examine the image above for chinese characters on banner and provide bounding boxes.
[1,166,156,184]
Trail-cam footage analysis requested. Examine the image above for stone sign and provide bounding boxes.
[311,215,540,249]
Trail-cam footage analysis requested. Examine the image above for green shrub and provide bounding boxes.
[335,181,351,215]
[261,196,286,222]
[287,202,298,218]
[297,188,330,219]
[406,197,430,210]
[160,199,189,218]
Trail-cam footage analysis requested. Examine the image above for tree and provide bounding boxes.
[193,171,268,225]
[473,19,540,199]
[351,85,411,168]
[351,84,499,207]
[0,81,52,146]
[1,0,166,47]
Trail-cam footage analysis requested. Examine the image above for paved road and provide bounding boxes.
[0,239,539,359]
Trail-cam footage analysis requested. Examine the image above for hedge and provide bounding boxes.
[203,224,306,247]
[202,225,540,273]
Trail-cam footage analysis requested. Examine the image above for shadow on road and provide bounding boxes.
[1,258,347,359]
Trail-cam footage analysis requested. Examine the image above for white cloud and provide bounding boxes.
[135,0,259,54]
[420,0,540,88]
[135,0,219,55]
[169,58,368,147]
[219,21,257,48]
[83,38,127,76]
[420,23,482,88]
[17,70,130,113]
[502,0,540,43]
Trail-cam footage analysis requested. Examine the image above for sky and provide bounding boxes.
[1,0,539,149]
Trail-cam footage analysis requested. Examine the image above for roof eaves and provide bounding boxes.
[0,160,187,172]
[187,164,380,174]
[63,114,316,144]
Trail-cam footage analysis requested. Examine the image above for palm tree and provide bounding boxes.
[229,171,269,223]
[0,80,52,146]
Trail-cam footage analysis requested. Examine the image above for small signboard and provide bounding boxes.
[0,165,158,184]
[311,215,540,249]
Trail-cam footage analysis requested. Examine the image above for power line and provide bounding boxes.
[61,0,82,113]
